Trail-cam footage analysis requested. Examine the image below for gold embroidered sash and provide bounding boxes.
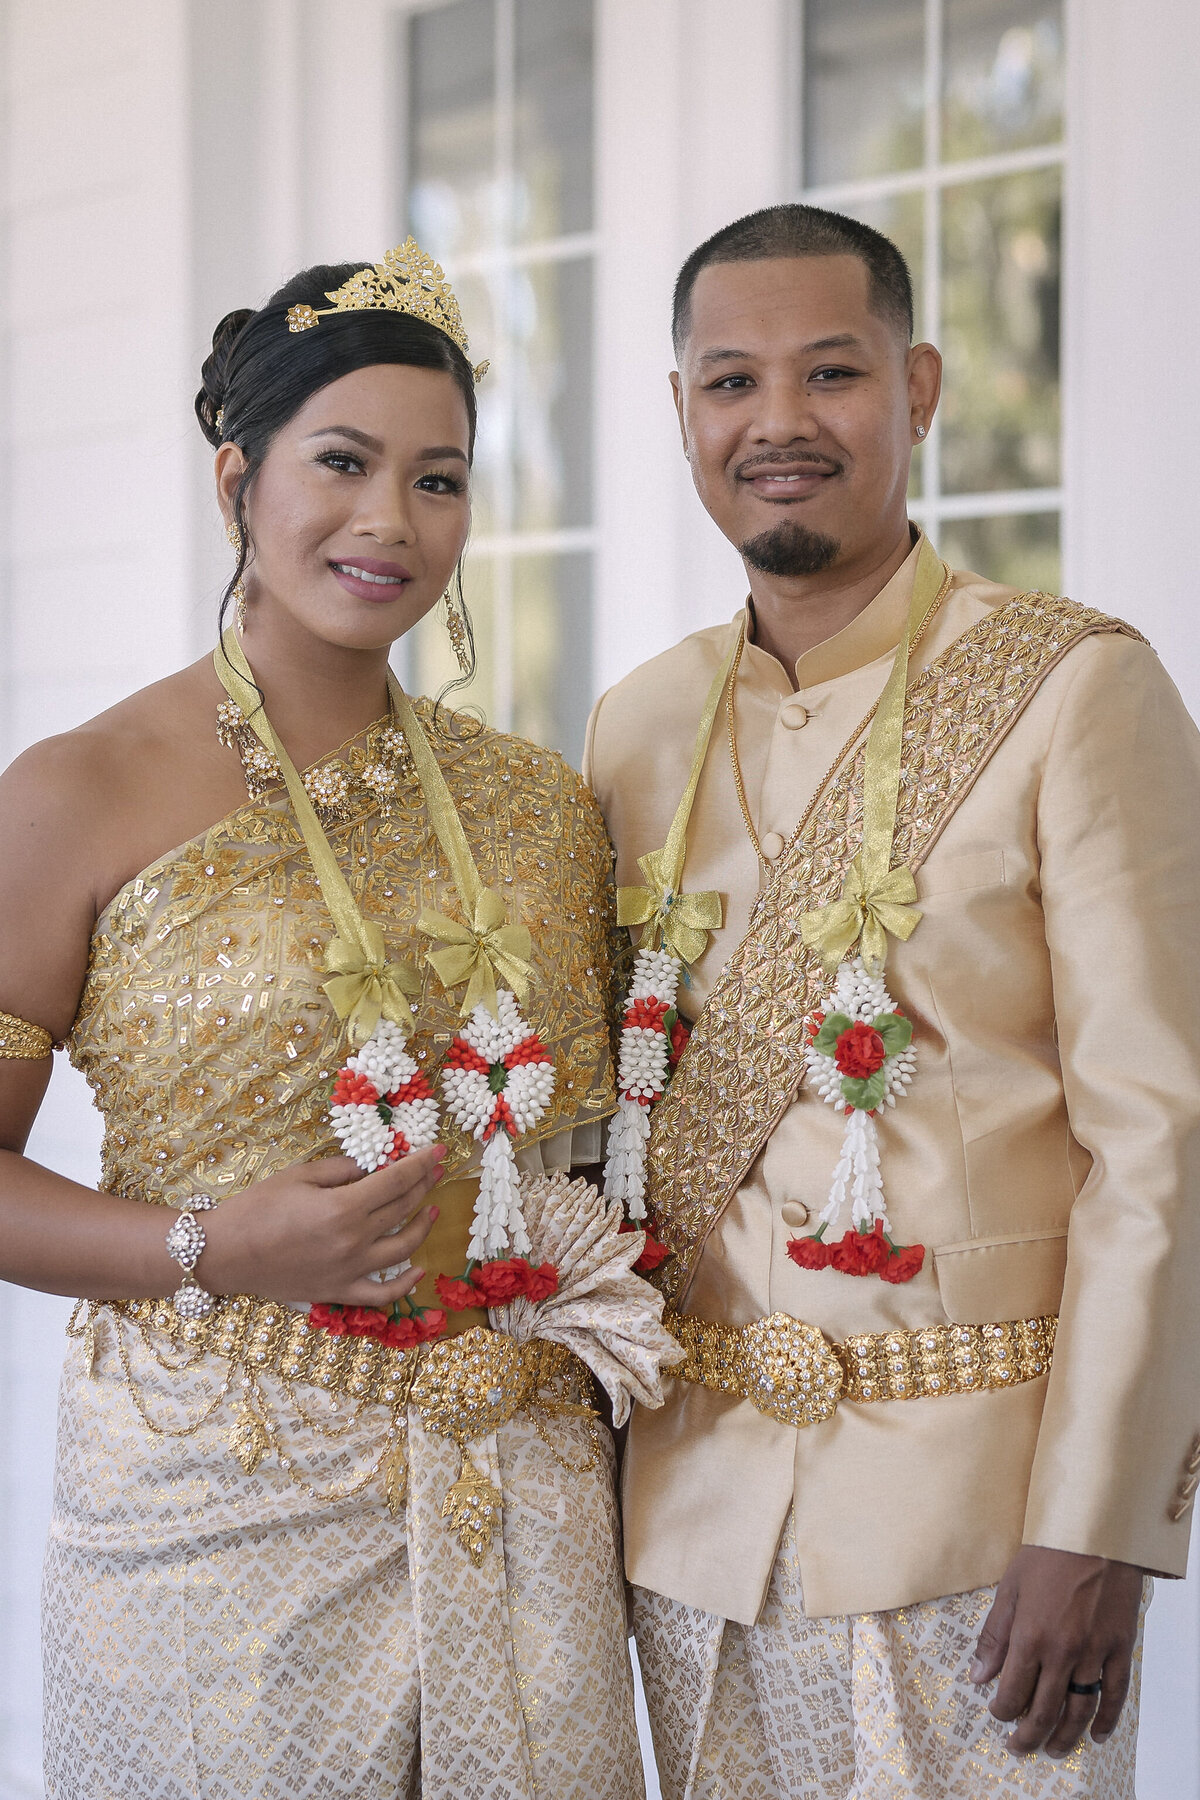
[647,593,1146,1304]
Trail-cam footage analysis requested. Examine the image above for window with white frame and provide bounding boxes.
[798,0,1064,590]
[401,0,596,766]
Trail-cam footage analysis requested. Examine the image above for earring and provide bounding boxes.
[227,520,248,632]
[443,587,471,676]
[915,423,927,440]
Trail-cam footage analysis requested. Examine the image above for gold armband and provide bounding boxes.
[0,1008,54,1060]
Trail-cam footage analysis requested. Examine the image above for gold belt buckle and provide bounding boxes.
[410,1326,534,1444]
[737,1312,844,1429]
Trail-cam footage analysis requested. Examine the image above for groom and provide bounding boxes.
[586,204,1200,1796]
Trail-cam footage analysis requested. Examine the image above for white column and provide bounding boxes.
[0,4,193,1792]
[1060,7,1200,1791]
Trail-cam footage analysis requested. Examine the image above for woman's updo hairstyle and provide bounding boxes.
[195,261,478,663]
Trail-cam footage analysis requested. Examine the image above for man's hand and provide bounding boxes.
[969,1546,1143,1758]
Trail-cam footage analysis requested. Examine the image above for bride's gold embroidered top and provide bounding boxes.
[69,699,619,1213]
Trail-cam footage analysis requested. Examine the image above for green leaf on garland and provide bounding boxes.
[840,1068,888,1111]
[812,1012,854,1055]
[873,1012,913,1055]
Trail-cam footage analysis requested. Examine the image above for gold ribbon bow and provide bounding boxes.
[798,539,950,975]
[322,921,424,1044]
[798,853,922,973]
[618,848,723,967]
[419,888,535,1017]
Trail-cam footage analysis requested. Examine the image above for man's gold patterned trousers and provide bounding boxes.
[633,1511,1143,1800]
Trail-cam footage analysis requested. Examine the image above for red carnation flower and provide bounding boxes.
[472,1259,528,1304]
[343,1306,390,1340]
[521,1260,560,1303]
[383,1313,423,1348]
[806,1011,827,1042]
[412,1308,446,1342]
[834,1021,888,1080]
[828,1221,892,1275]
[435,1274,481,1312]
[786,1234,832,1270]
[308,1303,348,1335]
[667,1017,690,1067]
[636,1233,671,1273]
[879,1243,926,1284]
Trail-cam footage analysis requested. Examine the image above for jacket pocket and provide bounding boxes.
[917,847,1006,898]
[933,1229,1068,1325]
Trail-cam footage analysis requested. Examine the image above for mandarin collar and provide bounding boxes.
[740,531,926,694]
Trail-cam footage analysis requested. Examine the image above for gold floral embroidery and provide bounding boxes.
[70,699,621,1211]
[646,596,1146,1304]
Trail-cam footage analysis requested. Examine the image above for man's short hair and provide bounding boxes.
[672,203,914,356]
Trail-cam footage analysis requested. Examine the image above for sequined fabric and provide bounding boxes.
[632,1512,1142,1800]
[69,699,618,1205]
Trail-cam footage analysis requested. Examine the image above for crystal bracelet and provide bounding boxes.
[166,1196,217,1320]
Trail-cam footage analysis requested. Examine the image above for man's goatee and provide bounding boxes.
[740,522,840,577]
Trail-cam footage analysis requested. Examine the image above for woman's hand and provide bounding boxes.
[199,1144,447,1308]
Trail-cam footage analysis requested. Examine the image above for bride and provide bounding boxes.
[0,241,675,1799]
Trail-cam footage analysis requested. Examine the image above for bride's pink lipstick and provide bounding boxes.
[329,556,413,602]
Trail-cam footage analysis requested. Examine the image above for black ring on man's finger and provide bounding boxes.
[1066,1678,1103,1696]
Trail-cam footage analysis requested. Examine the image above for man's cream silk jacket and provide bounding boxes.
[584,540,1200,1624]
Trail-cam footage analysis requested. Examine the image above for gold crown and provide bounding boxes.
[286,238,489,382]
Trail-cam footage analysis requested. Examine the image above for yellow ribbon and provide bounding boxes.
[323,921,423,1040]
[798,537,951,972]
[214,632,426,1046]
[419,888,535,1018]
[615,629,739,964]
[385,685,532,1018]
[799,853,922,973]
[618,847,724,966]
[213,632,529,1043]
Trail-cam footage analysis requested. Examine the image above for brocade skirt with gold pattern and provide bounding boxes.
[42,1317,644,1800]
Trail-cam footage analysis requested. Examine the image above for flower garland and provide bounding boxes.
[785,957,925,1283]
[603,945,690,1222]
[319,997,557,1346]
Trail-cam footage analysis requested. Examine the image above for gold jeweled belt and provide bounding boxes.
[71,1297,596,1564]
[664,1308,1056,1430]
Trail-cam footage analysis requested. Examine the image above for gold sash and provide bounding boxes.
[647,592,1146,1305]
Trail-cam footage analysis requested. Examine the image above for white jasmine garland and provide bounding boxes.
[603,946,684,1218]
[803,956,917,1241]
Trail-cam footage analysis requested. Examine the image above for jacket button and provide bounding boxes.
[781,1201,809,1227]
[761,831,785,861]
[780,700,809,729]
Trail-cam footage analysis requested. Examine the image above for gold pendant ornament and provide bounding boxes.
[440,1451,504,1565]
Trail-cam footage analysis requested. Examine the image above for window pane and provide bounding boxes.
[802,0,925,186]
[513,256,592,532]
[943,0,1064,161]
[514,0,594,243]
[408,557,496,720]
[511,552,592,766]
[454,272,502,536]
[835,191,925,334]
[940,168,1060,494]
[937,511,1060,592]
[408,0,496,262]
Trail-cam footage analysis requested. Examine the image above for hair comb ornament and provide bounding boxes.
[286,238,490,382]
